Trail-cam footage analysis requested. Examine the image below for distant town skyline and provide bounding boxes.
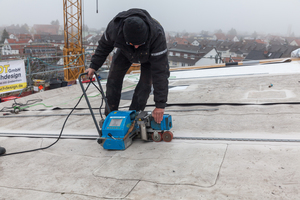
[1,0,300,37]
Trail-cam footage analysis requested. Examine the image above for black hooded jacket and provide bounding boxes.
[89,8,169,109]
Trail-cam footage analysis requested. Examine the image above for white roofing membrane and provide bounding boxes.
[171,61,300,79]
[1,60,300,199]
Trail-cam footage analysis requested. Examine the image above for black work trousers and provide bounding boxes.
[105,49,152,116]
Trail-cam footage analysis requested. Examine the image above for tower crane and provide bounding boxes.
[63,0,85,81]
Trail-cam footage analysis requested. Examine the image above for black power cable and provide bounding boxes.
[0,99,43,113]
[0,81,94,157]
[91,80,105,120]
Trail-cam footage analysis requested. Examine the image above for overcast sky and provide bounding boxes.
[1,0,300,36]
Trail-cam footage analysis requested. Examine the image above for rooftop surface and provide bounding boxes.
[1,59,300,199]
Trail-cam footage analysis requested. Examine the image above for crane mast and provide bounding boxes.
[63,0,85,81]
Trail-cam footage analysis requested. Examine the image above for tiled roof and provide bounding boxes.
[214,33,226,40]
[245,50,283,60]
[170,37,189,45]
[292,39,300,46]
[168,43,214,54]
[33,24,60,35]
[255,39,266,44]
[6,39,31,44]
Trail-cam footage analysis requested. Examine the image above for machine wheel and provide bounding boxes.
[162,131,173,142]
[14,107,20,114]
[152,132,163,142]
[97,138,103,144]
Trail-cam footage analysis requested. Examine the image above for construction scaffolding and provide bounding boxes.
[63,0,85,82]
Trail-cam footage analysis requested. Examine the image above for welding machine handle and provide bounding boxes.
[78,72,101,136]
[78,72,110,138]
[78,72,110,113]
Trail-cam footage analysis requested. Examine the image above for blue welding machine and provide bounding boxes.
[101,110,138,150]
[78,72,174,151]
[100,110,173,150]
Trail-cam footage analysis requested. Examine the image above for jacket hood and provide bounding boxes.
[113,8,154,38]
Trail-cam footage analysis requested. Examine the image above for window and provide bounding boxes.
[175,53,180,57]
[184,54,188,58]
[169,52,173,56]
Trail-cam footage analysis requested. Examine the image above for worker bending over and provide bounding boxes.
[86,8,169,123]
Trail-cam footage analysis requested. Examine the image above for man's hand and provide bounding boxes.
[152,108,165,124]
[85,68,96,79]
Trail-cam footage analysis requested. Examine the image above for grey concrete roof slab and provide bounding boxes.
[2,59,300,199]
[0,137,137,199]
[94,141,227,187]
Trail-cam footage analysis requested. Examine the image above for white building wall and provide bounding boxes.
[9,34,17,39]
[229,52,237,57]
[169,61,187,68]
[1,45,12,55]
[290,40,299,46]
[191,41,200,46]
[220,49,231,58]
[233,36,239,42]
[195,49,218,66]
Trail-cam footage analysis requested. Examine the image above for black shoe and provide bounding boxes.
[0,146,6,155]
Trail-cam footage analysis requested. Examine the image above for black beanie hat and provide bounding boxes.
[123,16,149,45]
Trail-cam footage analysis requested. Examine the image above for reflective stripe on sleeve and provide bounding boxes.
[151,48,167,56]
[104,32,108,41]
